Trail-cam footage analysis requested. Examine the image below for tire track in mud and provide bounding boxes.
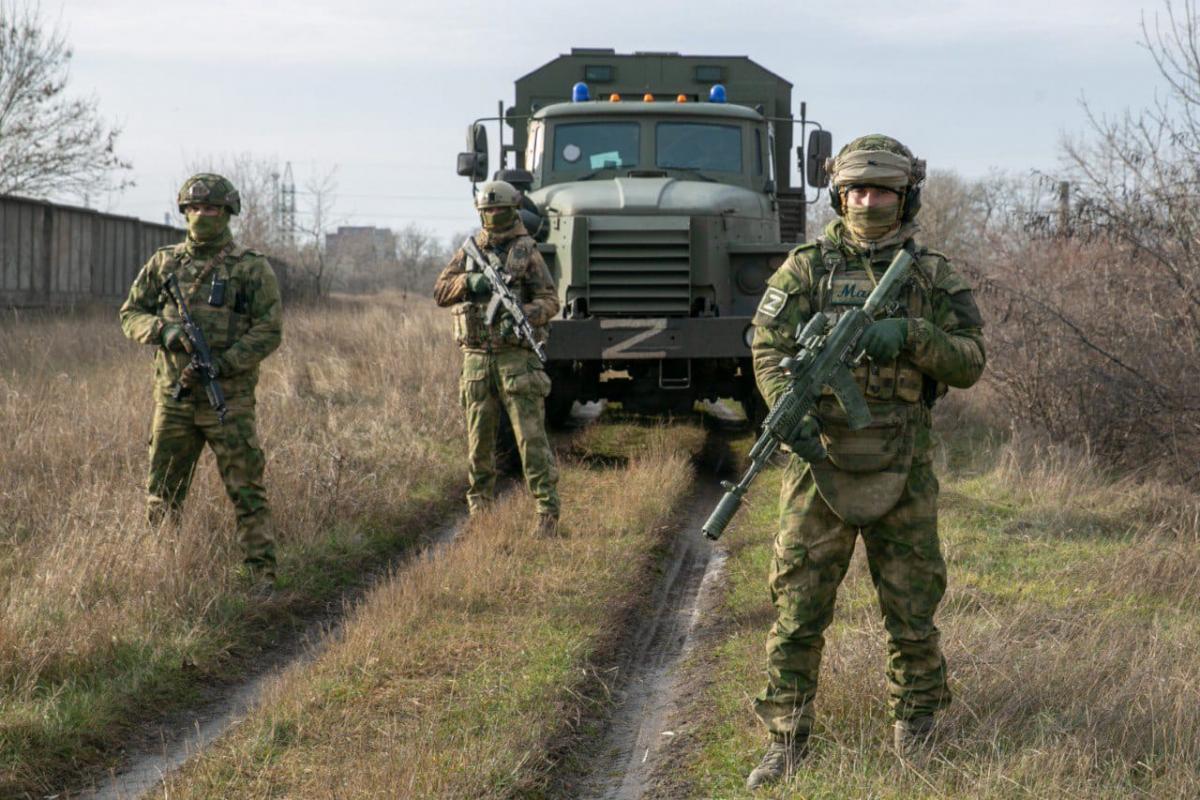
[79,403,607,800]
[567,478,728,800]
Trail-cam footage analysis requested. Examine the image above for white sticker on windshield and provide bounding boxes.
[562,144,581,163]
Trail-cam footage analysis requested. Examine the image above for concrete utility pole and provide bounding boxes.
[281,162,296,246]
[1058,181,1071,237]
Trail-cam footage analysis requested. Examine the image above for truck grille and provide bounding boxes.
[587,216,691,315]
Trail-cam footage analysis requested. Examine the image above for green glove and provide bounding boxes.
[497,311,516,340]
[860,318,909,362]
[785,414,826,463]
[161,322,190,352]
[465,272,492,300]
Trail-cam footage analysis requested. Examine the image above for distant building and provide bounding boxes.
[325,226,396,264]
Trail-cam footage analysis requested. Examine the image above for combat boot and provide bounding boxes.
[894,715,937,759]
[745,733,809,790]
[532,513,562,538]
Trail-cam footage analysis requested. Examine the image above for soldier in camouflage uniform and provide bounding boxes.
[433,180,561,535]
[120,174,283,582]
[744,136,985,789]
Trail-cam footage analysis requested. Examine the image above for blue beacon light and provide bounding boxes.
[572,82,590,102]
[709,84,727,103]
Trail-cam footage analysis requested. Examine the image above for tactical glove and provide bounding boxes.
[180,363,201,389]
[785,414,826,463]
[161,323,190,353]
[861,318,909,362]
[497,311,516,340]
[465,272,492,300]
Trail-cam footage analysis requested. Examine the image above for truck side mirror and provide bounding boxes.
[806,130,832,188]
[456,123,489,180]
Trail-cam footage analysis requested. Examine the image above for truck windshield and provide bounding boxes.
[656,122,742,173]
[553,122,640,172]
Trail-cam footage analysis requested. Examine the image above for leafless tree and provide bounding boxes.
[0,1,130,199]
[292,167,342,297]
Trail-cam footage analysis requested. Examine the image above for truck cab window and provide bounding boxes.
[552,122,640,172]
[656,122,743,173]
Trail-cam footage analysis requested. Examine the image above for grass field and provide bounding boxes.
[649,399,1200,799]
[160,420,707,799]
[0,295,464,796]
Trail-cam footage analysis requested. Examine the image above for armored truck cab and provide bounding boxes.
[458,50,830,422]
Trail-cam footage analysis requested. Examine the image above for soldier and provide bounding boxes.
[120,174,283,587]
[433,180,561,535]
[744,135,985,789]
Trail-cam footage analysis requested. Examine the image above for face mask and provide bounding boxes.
[186,210,229,243]
[480,207,517,232]
[844,202,901,241]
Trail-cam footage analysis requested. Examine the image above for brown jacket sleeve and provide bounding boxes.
[433,247,469,307]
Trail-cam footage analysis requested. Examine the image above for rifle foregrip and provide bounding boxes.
[702,490,743,541]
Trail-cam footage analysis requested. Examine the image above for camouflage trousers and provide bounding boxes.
[753,457,950,738]
[145,394,275,570]
[459,348,560,517]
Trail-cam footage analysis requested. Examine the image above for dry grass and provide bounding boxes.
[652,393,1200,799]
[0,294,463,795]
[162,422,706,798]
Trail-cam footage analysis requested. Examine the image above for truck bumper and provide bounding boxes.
[546,316,753,361]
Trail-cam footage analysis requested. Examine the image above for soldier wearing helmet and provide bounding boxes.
[743,135,985,788]
[433,180,562,535]
[119,173,283,592]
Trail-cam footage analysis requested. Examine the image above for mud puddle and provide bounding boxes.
[573,477,729,800]
[80,403,605,800]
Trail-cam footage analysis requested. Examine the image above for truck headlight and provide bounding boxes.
[743,325,755,347]
[736,261,771,294]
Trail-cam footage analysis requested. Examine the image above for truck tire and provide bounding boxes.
[545,390,575,429]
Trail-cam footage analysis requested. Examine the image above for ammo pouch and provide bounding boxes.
[452,303,487,349]
[808,396,917,527]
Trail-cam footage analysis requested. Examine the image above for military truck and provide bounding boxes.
[456,49,831,424]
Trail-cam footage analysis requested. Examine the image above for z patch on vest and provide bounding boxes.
[757,287,788,318]
[829,277,874,306]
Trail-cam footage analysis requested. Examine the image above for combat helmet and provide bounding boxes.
[825,135,926,222]
[177,173,242,215]
[474,180,521,210]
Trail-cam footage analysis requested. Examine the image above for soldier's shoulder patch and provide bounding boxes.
[756,286,789,318]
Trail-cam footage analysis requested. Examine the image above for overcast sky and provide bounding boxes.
[51,0,1164,242]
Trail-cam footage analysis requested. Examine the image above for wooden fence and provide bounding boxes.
[0,194,183,307]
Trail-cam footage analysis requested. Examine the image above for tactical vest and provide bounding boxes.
[156,243,257,395]
[805,237,938,526]
[451,234,549,353]
[812,238,933,406]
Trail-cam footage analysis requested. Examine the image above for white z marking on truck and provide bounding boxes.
[600,318,668,359]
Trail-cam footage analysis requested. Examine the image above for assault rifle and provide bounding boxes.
[461,237,548,363]
[164,273,229,423]
[701,249,914,541]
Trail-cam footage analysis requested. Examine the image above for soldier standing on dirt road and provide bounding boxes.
[744,135,986,789]
[120,174,283,591]
[433,180,562,536]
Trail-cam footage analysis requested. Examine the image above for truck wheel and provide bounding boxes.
[742,388,768,430]
[545,391,575,429]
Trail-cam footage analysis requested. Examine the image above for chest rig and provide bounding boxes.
[812,238,931,406]
[805,239,934,526]
[452,235,545,352]
[159,243,252,352]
